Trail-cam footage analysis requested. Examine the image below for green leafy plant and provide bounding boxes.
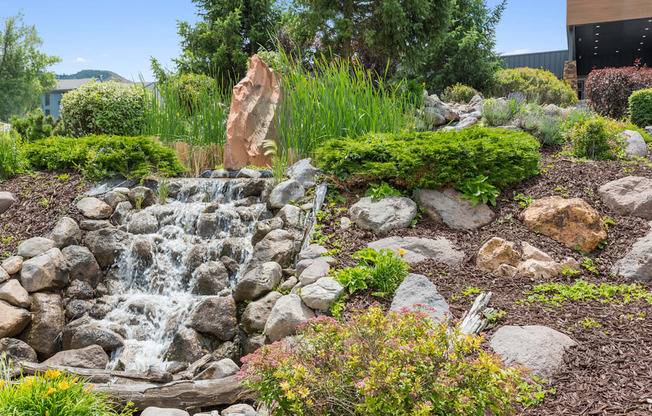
[484,308,506,323]
[493,67,577,107]
[332,266,369,294]
[332,248,409,296]
[602,217,616,231]
[522,279,652,307]
[513,193,533,208]
[629,88,652,128]
[365,182,402,201]
[458,175,499,206]
[441,83,481,103]
[0,132,29,180]
[568,118,625,160]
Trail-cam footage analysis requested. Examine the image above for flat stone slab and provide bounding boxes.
[390,273,450,323]
[368,236,464,265]
[599,176,652,220]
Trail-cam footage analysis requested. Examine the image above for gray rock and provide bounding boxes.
[279,276,298,292]
[264,294,315,342]
[452,117,478,130]
[80,220,113,231]
[189,296,237,341]
[620,130,648,158]
[276,204,301,227]
[269,179,305,209]
[0,267,8,284]
[2,256,23,275]
[598,176,652,220]
[368,236,464,266]
[390,274,450,323]
[349,197,417,235]
[128,186,157,208]
[17,237,56,258]
[103,190,129,211]
[21,293,64,358]
[424,94,443,107]
[298,260,330,286]
[490,325,577,380]
[0,279,30,308]
[416,188,494,230]
[340,217,351,230]
[234,262,282,301]
[242,334,266,356]
[62,245,102,288]
[128,211,158,234]
[165,326,203,362]
[43,344,109,369]
[251,229,295,267]
[0,300,31,338]
[222,404,257,416]
[70,325,124,352]
[242,291,283,333]
[286,158,320,189]
[66,280,94,300]
[0,338,37,362]
[237,168,262,179]
[646,126,652,135]
[211,169,229,178]
[141,407,189,416]
[298,244,328,261]
[20,248,69,292]
[469,94,484,107]
[423,107,446,126]
[110,201,133,225]
[192,261,229,295]
[49,217,81,248]
[612,226,652,281]
[84,228,130,268]
[0,191,15,214]
[300,277,344,310]
[195,358,240,380]
[252,217,284,245]
[65,299,93,319]
[77,197,113,220]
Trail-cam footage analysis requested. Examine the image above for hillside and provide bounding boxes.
[57,69,130,83]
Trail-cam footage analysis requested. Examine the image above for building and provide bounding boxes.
[40,79,95,119]
[501,0,652,99]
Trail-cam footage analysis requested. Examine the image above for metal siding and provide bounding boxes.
[501,50,568,79]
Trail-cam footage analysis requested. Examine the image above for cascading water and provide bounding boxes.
[90,178,268,372]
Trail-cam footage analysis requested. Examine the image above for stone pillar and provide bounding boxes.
[563,61,578,93]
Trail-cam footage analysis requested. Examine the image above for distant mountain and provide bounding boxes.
[57,70,130,83]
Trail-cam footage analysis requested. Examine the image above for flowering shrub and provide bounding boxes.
[585,62,652,118]
[441,83,481,104]
[493,68,577,107]
[629,88,652,128]
[239,306,549,416]
[332,248,409,295]
[0,368,134,415]
[568,118,625,160]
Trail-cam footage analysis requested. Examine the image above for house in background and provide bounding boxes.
[40,78,94,118]
[501,0,652,99]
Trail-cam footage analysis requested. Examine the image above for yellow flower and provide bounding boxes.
[280,381,291,391]
[85,384,95,393]
[58,380,70,390]
[45,387,56,396]
[397,248,405,256]
[23,377,33,386]
[45,369,61,379]
[72,377,79,384]
[0,380,5,388]
[46,412,49,416]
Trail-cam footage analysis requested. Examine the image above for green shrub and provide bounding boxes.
[0,132,29,179]
[333,248,409,295]
[25,135,186,179]
[441,83,481,103]
[317,126,540,190]
[494,68,577,107]
[166,73,215,116]
[569,118,625,160]
[482,94,526,127]
[11,108,64,141]
[629,88,652,128]
[518,105,565,146]
[60,80,146,137]
[239,306,549,416]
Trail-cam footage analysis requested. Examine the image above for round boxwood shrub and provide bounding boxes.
[629,88,652,128]
[493,68,577,107]
[441,83,481,104]
[59,80,146,137]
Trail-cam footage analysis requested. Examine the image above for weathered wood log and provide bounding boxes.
[11,362,173,384]
[459,292,493,335]
[92,376,253,410]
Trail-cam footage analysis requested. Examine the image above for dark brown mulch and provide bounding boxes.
[0,170,93,257]
[319,150,652,416]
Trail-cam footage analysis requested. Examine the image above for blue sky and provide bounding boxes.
[1,0,568,80]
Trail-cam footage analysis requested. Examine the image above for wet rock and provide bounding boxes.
[0,300,31,338]
[189,296,238,341]
[141,407,189,416]
[195,358,240,380]
[476,237,521,274]
[17,237,56,258]
[368,236,464,266]
[234,262,282,301]
[66,280,94,300]
[276,204,301,227]
[598,176,652,220]
[520,197,606,252]
[242,291,283,333]
[298,244,328,261]
[128,186,157,208]
[612,226,652,281]
[49,217,81,248]
[192,261,229,295]
[185,244,207,276]
[269,179,305,209]
[84,228,130,268]
[252,217,284,246]
[0,191,15,214]
[20,248,69,292]
[287,158,320,189]
[390,273,450,323]
[0,338,37,362]
[197,213,222,238]
[298,260,330,286]
[103,190,129,211]
[62,245,102,288]
[300,277,344,310]
[240,178,269,197]
[165,326,203,362]
[221,256,239,275]
[0,279,30,308]
[350,197,417,235]
[65,299,93,319]
[2,256,23,275]
[77,197,112,220]
[620,130,648,158]
[490,325,577,380]
[21,293,64,358]
[264,294,315,342]
[128,211,158,234]
[110,201,133,225]
[416,188,494,230]
[43,344,108,369]
[251,229,295,267]
[80,220,113,231]
[70,325,124,352]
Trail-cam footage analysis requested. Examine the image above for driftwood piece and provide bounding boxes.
[459,292,493,335]
[93,376,252,410]
[11,362,172,384]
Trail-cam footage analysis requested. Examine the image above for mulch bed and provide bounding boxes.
[0,170,93,257]
[320,148,652,415]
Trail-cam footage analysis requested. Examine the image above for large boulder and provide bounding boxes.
[189,296,238,341]
[20,248,69,292]
[476,237,521,274]
[269,179,305,209]
[598,176,652,220]
[62,245,102,288]
[520,197,606,252]
[264,294,315,342]
[192,261,229,295]
[195,358,240,380]
[16,237,56,258]
[416,188,494,230]
[0,191,15,214]
[349,197,417,235]
[251,230,295,267]
[0,338,37,362]
[0,279,30,308]
[165,326,203,362]
[298,259,330,286]
[390,274,450,323]
[49,217,82,248]
[490,325,577,380]
[84,228,130,268]
[300,277,344,310]
[286,159,320,189]
[242,291,283,333]
[620,130,648,158]
[77,197,112,220]
[21,293,65,358]
[0,300,31,338]
[223,54,280,170]
[43,345,109,369]
[233,262,282,301]
[70,325,124,352]
[368,236,464,266]
[612,227,652,281]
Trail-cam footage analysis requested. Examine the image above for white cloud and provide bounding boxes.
[502,48,531,56]
[75,57,88,63]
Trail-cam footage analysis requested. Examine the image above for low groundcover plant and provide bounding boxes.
[238,306,549,416]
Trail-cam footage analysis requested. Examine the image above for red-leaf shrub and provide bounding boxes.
[585,62,652,118]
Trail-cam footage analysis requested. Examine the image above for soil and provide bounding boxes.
[319,148,652,416]
[0,170,93,257]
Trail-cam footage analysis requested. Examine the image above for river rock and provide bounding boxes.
[252,217,284,245]
[0,191,15,214]
[298,260,330,285]
[222,404,257,416]
[65,300,93,319]
[141,408,190,416]
[349,197,417,235]
[277,204,301,227]
[111,201,133,224]
[612,226,652,281]
[598,176,652,220]
[17,237,56,258]
[298,244,328,261]
[0,267,8,284]
[84,228,130,268]
[165,326,204,362]
[476,237,521,273]
[423,107,446,126]
[368,236,464,265]
[70,325,124,352]
[2,256,23,275]
[20,248,69,292]
[195,358,240,380]
[234,262,282,301]
[300,277,344,310]
[520,197,606,252]
[242,291,283,333]
[62,245,102,287]
[264,294,315,342]
[80,219,113,231]
[620,130,648,158]
[77,197,112,219]
[66,280,94,300]
[0,279,30,308]
[416,188,494,230]
[192,261,229,295]
[287,158,320,189]
[490,325,577,379]
[0,338,37,362]
[0,300,31,338]
[21,293,65,358]
[223,54,280,170]
[390,273,450,323]
[49,217,82,248]
[251,229,295,267]
[43,344,109,369]
[128,211,158,234]
[269,179,305,209]
[189,296,238,341]
[103,190,129,211]
[128,186,157,208]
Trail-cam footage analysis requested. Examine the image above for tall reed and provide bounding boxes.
[0,131,29,180]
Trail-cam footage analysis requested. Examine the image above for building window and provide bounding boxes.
[45,109,50,116]
[577,80,585,100]
[45,93,50,106]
